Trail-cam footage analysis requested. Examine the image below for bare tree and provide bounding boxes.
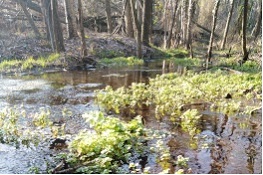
[64,0,78,38]
[186,0,195,58]
[166,0,179,49]
[207,0,220,62]
[78,0,88,57]
[141,0,152,46]
[242,0,249,63]
[105,0,113,33]
[220,0,234,50]
[129,0,142,58]
[17,0,41,38]
[251,0,262,40]
[182,0,189,46]
[124,0,134,38]
[51,0,65,52]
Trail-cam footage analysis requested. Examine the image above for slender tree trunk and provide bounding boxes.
[186,0,194,53]
[129,0,142,58]
[242,0,249,62]
[41,0,55,51]
[51,0,65,52]
[78,0,88,57]
[251,0,262,40]
[207,0,220,62]
[125,0,134,38]
[220,0,234,50]
[166,0,179,49]
[105,0,113,33]
[64,0,78,38]
[163,0,169,49]
[141,0,152,46]
[17,0,41,38]
[182,0,188,45]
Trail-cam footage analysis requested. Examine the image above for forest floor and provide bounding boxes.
[0,30,261,74]
[0,32,158,61]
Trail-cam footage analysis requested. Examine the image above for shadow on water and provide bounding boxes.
[0,60,261,173]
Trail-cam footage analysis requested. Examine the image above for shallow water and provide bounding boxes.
[0,63,261,174]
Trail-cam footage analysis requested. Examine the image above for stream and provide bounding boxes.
[0,62,261,174]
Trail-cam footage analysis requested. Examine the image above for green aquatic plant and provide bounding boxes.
[0,107,54,147]
[96,70,261,122]
[68,112,146,173]
[180,109,201,138]
[65,112,171,174]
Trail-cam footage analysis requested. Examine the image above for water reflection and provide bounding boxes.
[0,62,261,174]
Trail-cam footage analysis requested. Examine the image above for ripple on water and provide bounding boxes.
[0,143,54,174]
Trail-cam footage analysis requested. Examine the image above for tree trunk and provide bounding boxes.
[186,0,194,53]
[105,0,113,33]
[19,0,42,14]
[78,0,88,57]
[166,0,179,49]
[163,0,169,49]
[129,0,142,58]
[207,0,220,62]
[51,0,65,52]
[125,0,134,38]
[242,0,249,62]
[64,0,78,38]
[41,0,55,50]
[220,0,234,50]
[182,0,189,46]
[251,0,262,40]
[17,0,41,38]
[141,0,152,46]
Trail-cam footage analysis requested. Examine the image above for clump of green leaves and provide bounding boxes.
[99,56,144,67]
[0,53,60,72]
[174,155,190,174]
[66,112,171,174]
[0,107,53,148]
[96,70,261,121]
[96,83,150,115]
[68,112,146,173]
[180,109,201,138]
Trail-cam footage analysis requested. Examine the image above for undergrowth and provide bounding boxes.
[0,53,60,72]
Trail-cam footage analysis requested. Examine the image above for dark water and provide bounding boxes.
[0,62,261,174]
